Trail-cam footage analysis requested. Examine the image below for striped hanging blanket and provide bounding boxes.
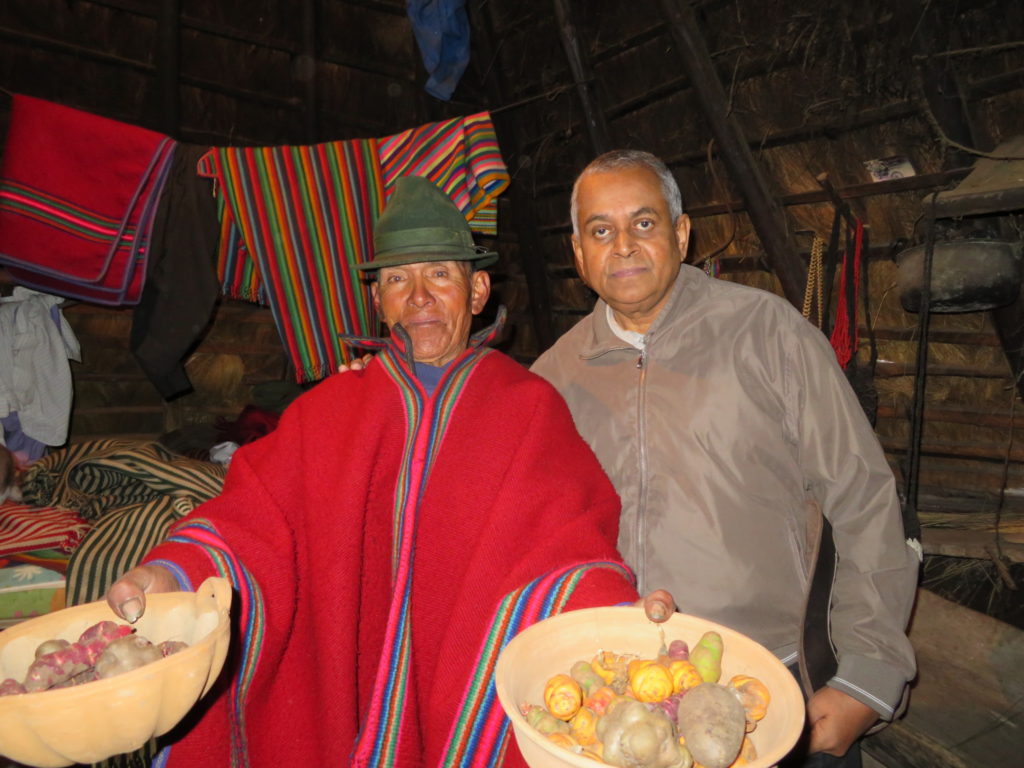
[378,111,509,236]
[20,439,226,606]
[0,94,175,306]
[207,113,509,382]
[197,140,384,381]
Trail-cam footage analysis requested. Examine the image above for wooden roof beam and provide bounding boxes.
[552,0,611,155]
[658,0,803,308]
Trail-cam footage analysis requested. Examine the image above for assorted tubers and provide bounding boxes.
[520,630,771,768]
[1,621,188,695]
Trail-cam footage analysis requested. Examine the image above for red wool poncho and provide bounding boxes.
[143,332,636,768]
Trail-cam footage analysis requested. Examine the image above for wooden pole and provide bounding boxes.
[552,0,611,154]
[657,0,804,309]
[156,0,180,136]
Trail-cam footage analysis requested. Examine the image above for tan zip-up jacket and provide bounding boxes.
[532,265,918,719]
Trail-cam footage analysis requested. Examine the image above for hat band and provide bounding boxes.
[374,226,474,257]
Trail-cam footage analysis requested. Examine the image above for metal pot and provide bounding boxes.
[897,238,1023,313]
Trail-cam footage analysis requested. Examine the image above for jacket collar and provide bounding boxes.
[340,305,507,370]
[579,265,698,359]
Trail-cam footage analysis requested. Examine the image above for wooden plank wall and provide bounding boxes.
[473,0,1024,543]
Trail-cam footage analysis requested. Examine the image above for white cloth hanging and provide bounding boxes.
[0,286,81,446]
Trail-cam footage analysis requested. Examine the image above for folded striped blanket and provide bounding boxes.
[0,501,90,558]
[0,95,175,306]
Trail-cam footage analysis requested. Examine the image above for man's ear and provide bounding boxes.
[470,269,491,315]
[370,281,381,313]
[571,234,587,284]
[675,214,692,261]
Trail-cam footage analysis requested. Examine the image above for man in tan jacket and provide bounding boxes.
[531,149,919,766]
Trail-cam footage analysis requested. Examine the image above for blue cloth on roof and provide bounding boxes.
[407,0,471,101]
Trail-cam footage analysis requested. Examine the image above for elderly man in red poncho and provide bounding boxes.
[107,176,669,768]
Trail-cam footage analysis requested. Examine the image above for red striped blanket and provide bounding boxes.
[0,501,90,558]
[197,140,384,382]
[211,112,508,307]
[0,95,175,305]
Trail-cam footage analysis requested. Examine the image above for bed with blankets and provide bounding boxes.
[0,439,226,627]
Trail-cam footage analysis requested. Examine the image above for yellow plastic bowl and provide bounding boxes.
[495,606,805,768]
[0,576,232,768]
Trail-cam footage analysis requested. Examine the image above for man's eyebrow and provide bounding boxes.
[631,206,660,218]
[582,206,661,227]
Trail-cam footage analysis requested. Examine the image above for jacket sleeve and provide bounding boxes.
[788,317,919,719]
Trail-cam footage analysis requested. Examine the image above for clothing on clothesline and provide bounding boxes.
[201,111,509,383]
[0,287,81,447]
[377,111,508,236]
[198,139,384,382]
[0,94,174,306]
[407,0,472,101]
[212,111,508,306]
[129,144,222,399]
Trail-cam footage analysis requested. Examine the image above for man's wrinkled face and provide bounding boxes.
[372,260,491,366]
[572,166,690,330]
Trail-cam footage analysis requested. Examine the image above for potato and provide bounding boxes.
[689,631,723,684]
[34,639,70,659]
[95,635,163,679]
[158,640,189,657]
[0,678,27,696]
[675,682,746,768]
[597,697,690,768]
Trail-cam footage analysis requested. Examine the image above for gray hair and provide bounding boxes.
[570,149,684,237]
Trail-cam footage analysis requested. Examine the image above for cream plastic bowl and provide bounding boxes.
[495,606,805,768]
[0,576,232,768]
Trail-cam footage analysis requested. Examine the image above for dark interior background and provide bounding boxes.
[1,0,1022,632]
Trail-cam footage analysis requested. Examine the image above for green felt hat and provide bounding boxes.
[356,175,498,272]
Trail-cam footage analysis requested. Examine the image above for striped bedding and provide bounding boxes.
[21,439,226,606]
[0,501,90,558]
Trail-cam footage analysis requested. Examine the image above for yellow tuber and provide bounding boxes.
[547,732,580,750]
[630,659,675,703]
[668,660,703,694]
[544,673,583,721]
[571,706,600,745]
[592,651,630,694]
[727,675,771,730]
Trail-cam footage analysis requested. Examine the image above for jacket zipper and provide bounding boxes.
[635,346,649,594]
